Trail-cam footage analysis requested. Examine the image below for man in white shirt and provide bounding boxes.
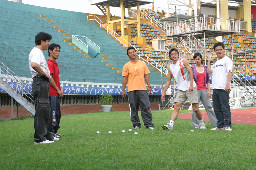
[161,48,206,130]
[207,42,233,131]
[29,32,60,144]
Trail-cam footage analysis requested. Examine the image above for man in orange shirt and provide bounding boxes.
[122,46,154,130]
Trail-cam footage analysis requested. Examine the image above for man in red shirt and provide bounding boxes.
[47,43,63,138]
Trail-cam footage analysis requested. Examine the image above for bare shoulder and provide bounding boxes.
[167,65,173,74]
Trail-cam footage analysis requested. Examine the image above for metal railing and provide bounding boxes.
[0,60,34,103]
[72,35,89,53]
[233,73,256,105]
[72,35,101,54]
[88,14,130,47]
[130,10,173,35]
[0,75,163,89]
[137,10,165,32]
[164,15,241,36]
[82,36,101,53]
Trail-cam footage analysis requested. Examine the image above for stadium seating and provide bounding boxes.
[0,0,166,85]
[130,23,161,45]
[141,9,256,76]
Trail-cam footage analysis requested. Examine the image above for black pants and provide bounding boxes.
[32,76,52,142]
[48,96,61,133]
[128,90,154,128]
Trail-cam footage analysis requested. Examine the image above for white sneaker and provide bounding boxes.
[199,123,206,129]
[210,127,224,130]
[224,127,232,131]
[148,127,154,130]
[134,126,140,129]
[34,140,54,145]
[162,123,173,130]
[53,137,59,141]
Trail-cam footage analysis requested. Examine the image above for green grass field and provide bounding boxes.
[1,110,256,169]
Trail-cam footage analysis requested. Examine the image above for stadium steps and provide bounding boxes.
[38,13,126,83]
[0,60,35,115]
[0,78,35,115]
[0,0,165,84]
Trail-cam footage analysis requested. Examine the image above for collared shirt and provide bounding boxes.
[47,59,61,96]
[211,56,233,89]
[28,47,50,78]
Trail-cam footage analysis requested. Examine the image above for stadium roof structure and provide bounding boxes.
[201,0,256,9]
[161,14,193,22]
[90,0,153,8]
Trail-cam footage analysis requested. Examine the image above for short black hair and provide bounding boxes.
[127,46,136,55]
[213,42,225,50]
[193,52,203,64]
[35,32,52,45]
[48,43,61,56]
[169,48,179,57]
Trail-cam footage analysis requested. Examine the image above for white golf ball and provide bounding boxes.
[122,130,125,133]
[128,129,132,132]
[134,132,138,135]
[96,131,100,134]
[191,130,194,132]
[108,131,112,134]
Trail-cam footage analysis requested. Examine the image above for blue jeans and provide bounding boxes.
[212,89,232,128]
